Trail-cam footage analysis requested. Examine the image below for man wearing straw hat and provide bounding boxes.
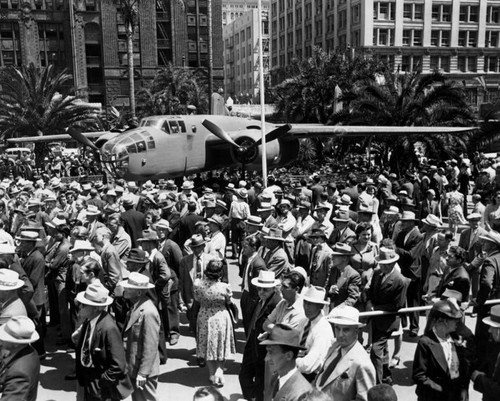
[315,306,375,401]
[75,282,131,401]
[0,316,40,401]
[263,228,290,279]
[0,269,27,325]
[120,272,161,401]
[260,323,312,401]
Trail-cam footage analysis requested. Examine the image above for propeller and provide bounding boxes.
[67,126,98,150]
[202,119,240,148]
[249,124,291,150]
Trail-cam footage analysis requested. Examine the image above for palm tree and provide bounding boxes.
[332,69,475,171]
[136,63,209,118]
[0,63,99,163]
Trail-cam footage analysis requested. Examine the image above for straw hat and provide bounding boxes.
[251,270,280,288]
[215,200,227,210]
[0,316,39,344]
[483,305,500,328]
[375,247,400,264]
[302,286,329,305]
[259,323,306,350]
[327,305,365,327]
[236,188,248,199]
[383,206,400,215]
[330,243,354,256]
[421,214,442,228]
[190,234,206,248]
[399,211,418,221]
[0,269,24,290]
[207,215,224,227]
[15,231,41,242]
[155,219,171,231]
[467,213,482,221]
[264,228,288,242]
[85,205,100,216]
[337,194,353,205]
[257,202,274,212]
[181,181,194,190]
[246,216,263,227]
[76,282,113,306]
[120,272,155,290]
[69,240,95,253]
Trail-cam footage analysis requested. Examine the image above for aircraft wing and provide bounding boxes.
[6,131,111,143]
[287,125,477,138]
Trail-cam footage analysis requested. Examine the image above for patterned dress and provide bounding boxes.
[193,278,235,361]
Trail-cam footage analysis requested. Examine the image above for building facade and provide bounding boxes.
[269,0,500,108]
[222,0,270,25]
[0,0,223,108]
[223,8,270,101]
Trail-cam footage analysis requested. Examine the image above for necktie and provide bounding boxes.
[319,350,342,386]
[300,320,311,348]
[196,256,202,278]
[80,321,92,367]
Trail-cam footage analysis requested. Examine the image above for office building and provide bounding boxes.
[222,0,270,25]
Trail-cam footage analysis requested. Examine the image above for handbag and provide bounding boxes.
[226,299,239,326]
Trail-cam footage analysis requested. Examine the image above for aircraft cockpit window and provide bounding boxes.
[160,121,170,134]
[147,136,155,149]
[178,121,187,133]
[168,121,179,134]
[127,144,137,153]
[137,141,146,153]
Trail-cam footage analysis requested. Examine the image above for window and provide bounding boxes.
[352,4,360,24]
[432,4,451,22]
[401,55,422,72]
[0,22,20,66]
[402,29,422,46]
[374,28,394,46]
[460,5,479,23]
[374,2,395,21]
[404,3,423,20]
[430,56,450,72]
[38,23,65,68]
[485,56,500,73]
[487,6,500,23]
[486,31,499,48]
[431,30,450,47]
[458,31,478,47]
[457,56,477,72]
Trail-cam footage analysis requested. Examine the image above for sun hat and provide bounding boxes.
[15,231,41,242]
[330,243,354,256]
[85,205,100,216]
[480,231,500,247]
[236,188,248,199]
[137,229,160,242]
[264,228,288,242]
[190,234,206,248]
[120,271,155,290]
[76,282,113,306]
[246,216,263,227]
[259,323,306,350]
[70,240,95,253]
[127,248,149,264]
[337,194,353,205]
[155,219,172,231]
[302,286,329,305]
[0,316,39,344]
[483,305,500,328]
[375,247,400,264]
[327,305,366,327]
[251,270,280,288]
[0,269,24,290]
[421,214,442,228]
[181,181,194,190]
[257,202,274,212]
[399,211,418,221]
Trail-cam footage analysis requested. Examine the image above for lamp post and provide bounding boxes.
[257,0,267,187]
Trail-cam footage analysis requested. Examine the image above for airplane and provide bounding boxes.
[7,114,476,181]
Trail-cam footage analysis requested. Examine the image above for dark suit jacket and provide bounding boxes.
[243,254,267,301]
[413,330,470,401]
[0,345,40,401]
[329,265,361,307]
[271,370,312,401]
[121,208,146,248]
[159,239,183,276]
[434,265,471,302]
[179,212,204,244]
[264,247,289,279]
[474,351,500,401]
[21,249,45,306]
[458,226,486,264]
[76,312,131,400]
[367,268,408,334]
[395,226,423,280]
[418,199,441,221]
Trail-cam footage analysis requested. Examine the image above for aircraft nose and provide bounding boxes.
[101,141,129,177]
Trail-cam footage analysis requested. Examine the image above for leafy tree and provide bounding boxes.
[467,102,500,153]
[331,69,475,171]
[0,63,98,163]
[136,63,209,118]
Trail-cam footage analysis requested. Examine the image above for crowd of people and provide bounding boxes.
[1,150,500,401]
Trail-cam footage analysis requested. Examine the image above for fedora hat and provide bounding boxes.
[400,198,416,208]
[480,231,500,247]
[257,202,274,212]
[467,212,482,220]
[291,266,308,280]
[85,205,100,216]
[331,243,354,256]
[215,199,227,210]
[337,194,353,205]
[106,189,117,197]
[137,229,159,242]
[225,183,235,191]
[207,215,224,227]
[236,188,248,199]
[122,196,135,207]
[0,316,39,344]
[127,248,149,264]
[375,247,400,264]
[259,323,306,350]
[0,269,24,290]
[383,206,400,215]
[76,282,113,306]
[483,305,500,328]
[421,214,442,228]
[332,210,350,222]
[181,181,194,190]
[365,178,376,187]
[155,219,171,231]
[432,299,463,320]
[190,234,206,248]
[302,286,329,305]
[15,231,41,242]
[70,240,94,253]
[314,203,330,212]
[251,270,280,288]
[308,228,328,239]
[327,305,365,327]
[297,201,311,209]
[264,228,288,242]
[399,211,417,221]
[120,272,155,290]
[166,180,177,189]
[246,216,263,227]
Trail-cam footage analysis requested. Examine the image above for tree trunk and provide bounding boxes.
[127,21,137,123]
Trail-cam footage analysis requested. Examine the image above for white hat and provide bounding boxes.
[76,282,114,306]
[119,272,155,290]
[85,205,100,216]
[70,240,95,253]
[251,270,280,288]
[421,214,442,228]
[375,247,400,264]
[327,305,365,327]
[302,286,329,305]
[0,316,39,344]
[0,243,16,254]
[0,269,24,290]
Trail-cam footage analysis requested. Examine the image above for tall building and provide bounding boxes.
[223,8,270,101]
[222,0,270,25]
[270,0,500,108]
[0,0,223,108]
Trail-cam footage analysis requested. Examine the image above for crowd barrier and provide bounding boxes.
[359,298,500,318]
[59,175,103,184]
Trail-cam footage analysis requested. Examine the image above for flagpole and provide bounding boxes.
[257,0,267,188]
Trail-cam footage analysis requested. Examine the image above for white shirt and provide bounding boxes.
[279,367,298,390]
[191,253,207,281]
[243,252,258,292]
[206,231,226,260]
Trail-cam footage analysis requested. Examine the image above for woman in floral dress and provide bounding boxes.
[445,182,466,237]
[194,259,235,386]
